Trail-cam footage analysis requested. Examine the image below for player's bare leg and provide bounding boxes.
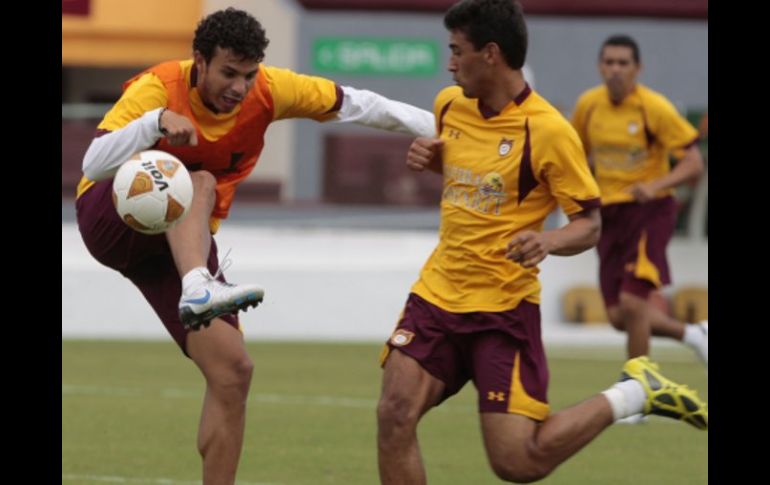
[377,351,445,485]
[617,292,652,358]
[608,297,707,366]
[166,170,216,275]
[480,356,707,482]
[187,319,253,485]
[166,170,263,330]
[481,396,613,482]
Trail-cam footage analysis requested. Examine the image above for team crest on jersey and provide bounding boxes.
[627,121,640,135]
[479,172,505,197]
[498,138,514,156]
[390,329,415,347]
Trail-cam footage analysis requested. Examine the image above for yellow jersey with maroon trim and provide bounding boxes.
[571,84,699,205]
[76,60,341,225]
[411,85,600,313]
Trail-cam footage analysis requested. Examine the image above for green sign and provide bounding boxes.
[312,38,439,77]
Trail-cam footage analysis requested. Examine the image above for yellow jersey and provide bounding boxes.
[572,84,699,205]
[412,85,600,312]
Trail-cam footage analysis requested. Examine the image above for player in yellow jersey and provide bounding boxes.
[376,2,707,483]
[571,35,707,367]
[76,8,434,485]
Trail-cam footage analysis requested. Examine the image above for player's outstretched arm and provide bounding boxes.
[335,86,435,138]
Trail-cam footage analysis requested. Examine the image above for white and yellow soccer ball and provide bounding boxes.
[111,150,193,235]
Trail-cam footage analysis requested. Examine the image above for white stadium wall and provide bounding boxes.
[62,223,707,343]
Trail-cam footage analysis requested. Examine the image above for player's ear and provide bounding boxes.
[193,50,206,71]
[484,42,500,65]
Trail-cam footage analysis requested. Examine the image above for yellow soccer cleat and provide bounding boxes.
[620,356,708,430]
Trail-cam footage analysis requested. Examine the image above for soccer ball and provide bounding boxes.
[112,150,193,235]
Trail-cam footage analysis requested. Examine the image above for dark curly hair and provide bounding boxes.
[193,8,270,63]
[444,0,527,69]
[600,34,640,64]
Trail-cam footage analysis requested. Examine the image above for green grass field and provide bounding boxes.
[62,340,708,484]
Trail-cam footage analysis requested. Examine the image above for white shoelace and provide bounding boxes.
[209,248,232,283]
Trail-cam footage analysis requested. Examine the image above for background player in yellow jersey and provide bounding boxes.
[76,8,434,484]
[571,35,708,367]
[376,2,707,483]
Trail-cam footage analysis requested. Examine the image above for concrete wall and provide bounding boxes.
[62,223,707,342]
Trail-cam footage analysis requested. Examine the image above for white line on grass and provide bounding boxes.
[61,384,141,396]
[62,384,693,423]
[62,384,475,413]
[61,473,277,484]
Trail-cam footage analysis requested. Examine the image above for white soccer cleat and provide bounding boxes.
[179,271,264,330]
[621,356,708,430]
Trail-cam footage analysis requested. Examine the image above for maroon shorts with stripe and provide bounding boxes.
[75,179,238,355]
[382,293,550,419]
[598,196,677,307]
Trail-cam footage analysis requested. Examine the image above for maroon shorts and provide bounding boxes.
[598,196,677,307]
[381,293,550,420]
[75,179,238,355]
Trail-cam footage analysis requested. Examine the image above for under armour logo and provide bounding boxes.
[448,129,461,139]
[487,391,505,402]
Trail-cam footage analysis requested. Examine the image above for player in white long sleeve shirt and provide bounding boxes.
[75,8,434,485]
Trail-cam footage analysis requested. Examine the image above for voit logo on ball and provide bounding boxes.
[112,150,194,235]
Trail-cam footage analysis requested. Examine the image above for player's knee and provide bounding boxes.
[190,170,216,196]
[376,392,420,434]
[232,356,254,383]
[605,306,625,330]
[215,356,254,391]
[488,438,555,483]
[608,315,625,331]
[489,459,549,483]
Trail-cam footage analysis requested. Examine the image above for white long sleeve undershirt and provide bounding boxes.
[81,108,165,181]
[335,85,435,138]
[82,88,435,181]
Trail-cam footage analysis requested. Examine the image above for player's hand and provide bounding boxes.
[627,182,657,203]
[159,109,199,147]
[506,230,552,268]
[406,137,443,172]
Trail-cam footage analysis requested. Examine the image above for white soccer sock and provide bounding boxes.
[683,322,706,347]
[601,379,646,421]
[181,266,211,294]
[683,322,708,365]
